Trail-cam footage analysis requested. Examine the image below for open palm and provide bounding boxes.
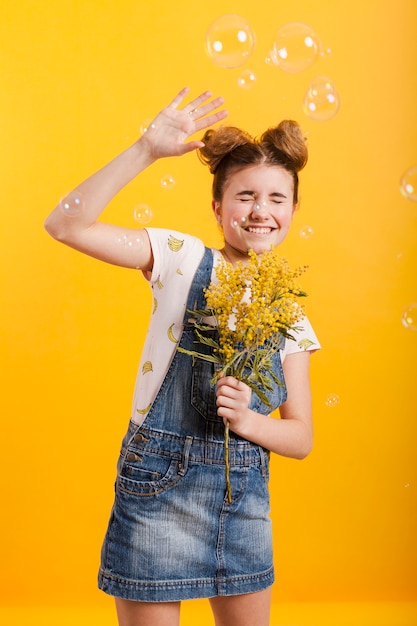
[140,87,228,159]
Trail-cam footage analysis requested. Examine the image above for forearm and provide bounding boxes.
[215,358,314,460]
[44,139,154,241]
[44,88,227,269]
[237,409,313,459]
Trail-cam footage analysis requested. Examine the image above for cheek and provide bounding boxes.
[223,207,245,230]
[276,205,295,225]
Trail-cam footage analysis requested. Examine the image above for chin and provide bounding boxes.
[249,239,278,254]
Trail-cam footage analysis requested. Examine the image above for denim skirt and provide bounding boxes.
[98,420,274,602]
[98,247,282,602]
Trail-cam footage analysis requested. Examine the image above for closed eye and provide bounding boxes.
[236,192,256,202]
[235,191,288,203]
[270,193,287,202]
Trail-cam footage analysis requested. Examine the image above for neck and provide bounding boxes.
[220,244,250,266]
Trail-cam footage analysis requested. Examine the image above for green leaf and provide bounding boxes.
[186,307,214,318]
[177,347,221,364]
[194,328,220,349]
[268,368,285,387]
[242,379,273,407]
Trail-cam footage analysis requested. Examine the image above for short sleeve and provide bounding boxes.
[281,316,320,361]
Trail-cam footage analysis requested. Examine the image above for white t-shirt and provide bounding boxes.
[131,228,320,425]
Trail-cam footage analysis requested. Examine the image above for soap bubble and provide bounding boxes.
[320,46,333,58]
[401,303,417,331]
[140,119,152,135]
[133,204,153,224]
[231,214,248,229]
[140,118,156,135]
[271,22,321,73]
[160,174,176,190]
[253,200,267,212]
[325,393,340,407]
[116,232,144,250]
[265,50,278,67]
[59,191,84,217]
[400,165,417,202]
[205,14,256,69]
[237,69,257,89]
[300,225,314,239]
[302,76,340,121]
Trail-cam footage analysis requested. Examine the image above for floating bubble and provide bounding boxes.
[237,69,257,89]
[59,191,84,217]
[116,232,144,250]
[231,214,248,229]
[401,303,417,331]
[325,393,340,407]
[320,46,333,58]
[253,200,267,212]
[300,225,314,239]
[140,118,156,135]
[265,52,276,66]
[140,118,152,135]
[160,174,176,190]
[133,204,153,225]
[302,76,340,121]
[400,165,417,202]
[205,14,256,69]
[272,22,321,73]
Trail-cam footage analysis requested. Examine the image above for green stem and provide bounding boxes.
[224,420,232,503]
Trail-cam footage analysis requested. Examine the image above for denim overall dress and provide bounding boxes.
[98,247,287,602]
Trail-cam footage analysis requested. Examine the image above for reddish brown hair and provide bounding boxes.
[198,121,308,204]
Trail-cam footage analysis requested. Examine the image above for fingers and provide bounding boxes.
[169,88,227,125]
[194,106,228,133]
[167,88,213,112]
[187,95,227,123]
[216,378,251,433]
[216,377,250,405]
[178,140,206,156]
[183,90,214,113]
[167,86,191,109]
[147,87,227,158]
[216,376,243,392]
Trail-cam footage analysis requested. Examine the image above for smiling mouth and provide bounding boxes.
[246,226,274,234]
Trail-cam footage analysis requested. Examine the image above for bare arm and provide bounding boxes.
[216,351,313,459]
[44,87,228,272]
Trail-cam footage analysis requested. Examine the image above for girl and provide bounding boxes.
[45,87,319,626]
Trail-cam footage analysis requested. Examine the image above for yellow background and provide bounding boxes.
[1,0,416,619]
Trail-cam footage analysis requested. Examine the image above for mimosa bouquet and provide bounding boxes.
[179,247,307,501]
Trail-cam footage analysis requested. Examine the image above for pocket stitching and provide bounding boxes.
[117,458,182,497]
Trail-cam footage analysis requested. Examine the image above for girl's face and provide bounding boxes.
[212,164,296,263]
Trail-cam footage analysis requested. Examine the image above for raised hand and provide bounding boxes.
[45,87,228,272]
[139,87,228,159]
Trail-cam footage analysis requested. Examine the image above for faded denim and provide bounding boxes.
[98,248,287,602]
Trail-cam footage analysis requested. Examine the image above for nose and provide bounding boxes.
[251,200,268,218]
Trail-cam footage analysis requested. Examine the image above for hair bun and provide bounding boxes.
[198,127,254,173]
[260,121,308,172]
[197,120,308,204]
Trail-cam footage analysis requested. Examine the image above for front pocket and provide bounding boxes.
[190,357,219,421]
[117,452,181,497]
[120,451,167,481]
